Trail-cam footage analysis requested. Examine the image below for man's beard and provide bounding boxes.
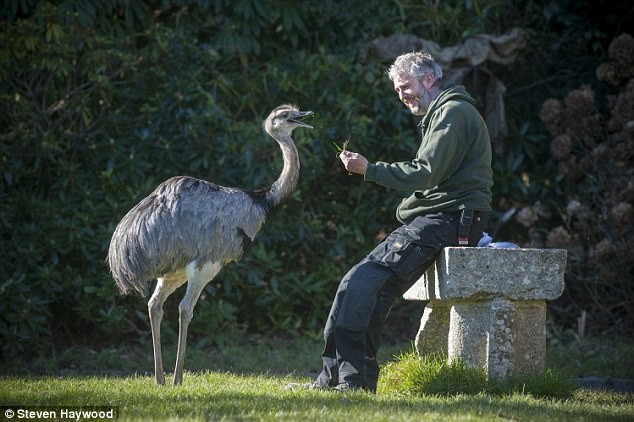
[409,88,434,116]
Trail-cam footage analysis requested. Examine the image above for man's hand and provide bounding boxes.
[339,150,368,175]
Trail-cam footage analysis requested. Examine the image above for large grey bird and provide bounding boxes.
[107,104,313,385]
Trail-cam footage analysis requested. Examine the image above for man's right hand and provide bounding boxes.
[339,150,369,175]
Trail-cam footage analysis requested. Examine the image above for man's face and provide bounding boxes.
[392,73,430,116]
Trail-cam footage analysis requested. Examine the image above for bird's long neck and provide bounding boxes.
[265,135,300,210]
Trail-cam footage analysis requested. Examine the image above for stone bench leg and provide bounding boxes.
[448,301,491,372]
[414,301,451,356]
[415,299,547,379]
[496,300,546,378]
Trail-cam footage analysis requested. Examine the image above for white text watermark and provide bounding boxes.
[2,406,118,420]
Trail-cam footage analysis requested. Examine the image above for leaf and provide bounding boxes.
[332,134,352,153]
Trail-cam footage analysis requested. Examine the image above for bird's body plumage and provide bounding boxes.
[106,104,313,385]
[108,176,267,296]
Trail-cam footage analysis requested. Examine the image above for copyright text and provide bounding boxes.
[2,406,118,420]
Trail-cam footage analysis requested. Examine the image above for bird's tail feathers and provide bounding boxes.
[112,273,151,297]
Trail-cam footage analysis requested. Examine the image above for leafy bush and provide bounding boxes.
[1,0,630,360]
[0,0,435,357]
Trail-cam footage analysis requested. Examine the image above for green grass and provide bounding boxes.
[1,336,633,421]
[379,349,576,399]
[1,371,633,421]
[546,335,634,378]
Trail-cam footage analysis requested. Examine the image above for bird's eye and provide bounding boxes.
[281,112,288,118]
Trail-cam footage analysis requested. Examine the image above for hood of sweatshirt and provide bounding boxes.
[420,85,477,128]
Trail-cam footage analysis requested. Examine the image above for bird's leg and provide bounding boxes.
[173,261,223,386]
[148,277,182,385]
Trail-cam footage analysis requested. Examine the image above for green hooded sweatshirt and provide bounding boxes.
[364,85,493,224]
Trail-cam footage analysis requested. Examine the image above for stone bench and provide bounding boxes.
[403,247,567,379]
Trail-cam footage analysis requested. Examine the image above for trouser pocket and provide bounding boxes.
[367,213,458,281]
[368,235,426,280]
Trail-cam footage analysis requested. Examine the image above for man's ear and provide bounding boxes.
[422,73,436,89]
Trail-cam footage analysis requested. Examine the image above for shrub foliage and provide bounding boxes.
[1,0,631,358]
[517,34,634,335]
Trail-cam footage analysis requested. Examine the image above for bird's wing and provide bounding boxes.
[149,176,268,270]
[108,176,269,283]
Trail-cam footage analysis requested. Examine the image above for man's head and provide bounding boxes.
[387,52,443,116]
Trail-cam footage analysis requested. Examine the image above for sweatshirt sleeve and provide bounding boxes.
[365,123,466,191]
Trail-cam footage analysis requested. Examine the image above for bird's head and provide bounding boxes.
[263,104,314,137]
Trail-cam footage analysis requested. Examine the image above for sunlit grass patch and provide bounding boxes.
[378,348,576,399]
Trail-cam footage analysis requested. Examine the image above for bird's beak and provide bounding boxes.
[289,111,314,129]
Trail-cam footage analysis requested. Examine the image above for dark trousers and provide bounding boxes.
[315,210,489,392]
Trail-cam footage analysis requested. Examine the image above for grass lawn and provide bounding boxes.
[1,335,633,421]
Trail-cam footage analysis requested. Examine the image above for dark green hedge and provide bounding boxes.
[1,0,630,358]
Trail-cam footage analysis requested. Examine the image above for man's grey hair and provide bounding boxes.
[387,52,443,85]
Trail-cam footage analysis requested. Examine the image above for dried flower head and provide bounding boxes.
[547,226,572,248]
[533,201,552,219]
[608,33,634,67]
[526,227,545,248]
[612,202,633,227]
[595,238,613,260]
[550,134,573,160]
[597,33,634,86]
[516,206,539,228]
[559,156,582,181]
[597,62,620,86]
[539,98,564,135]
[565,86,595,118]
[607,79,634,133]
